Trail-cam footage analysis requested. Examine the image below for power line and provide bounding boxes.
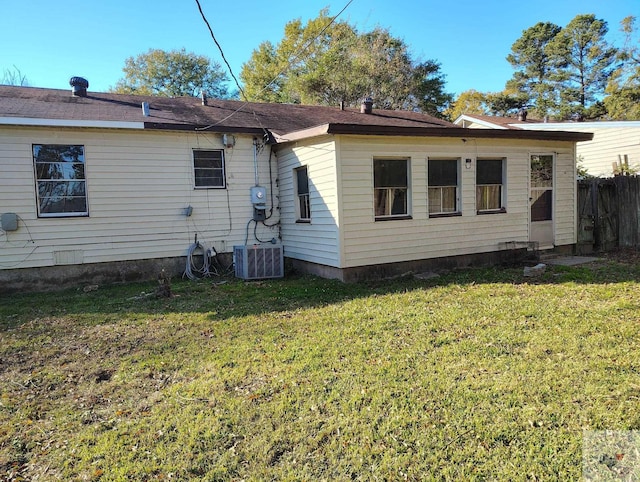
[194,0,247,100]
[258,0,354,98]
[194,0,355,131]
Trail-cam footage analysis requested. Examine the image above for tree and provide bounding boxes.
[445,90,488,120]
[604,16,640,120]
[240,10,452,117]
[506,22,565,119]
[1,66,29,86]
[111,48,231,98]
[551,14,619,119]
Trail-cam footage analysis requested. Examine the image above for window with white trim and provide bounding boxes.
[428,159,459,216]
[374,158,410,220]
[295,166,310,221]
[33,144,88,217]
[193,149,225,188]
[476,159,506,213]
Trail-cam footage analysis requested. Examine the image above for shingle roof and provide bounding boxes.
[0,85,593,143]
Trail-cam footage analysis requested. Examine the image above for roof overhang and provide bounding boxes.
[274,123,594,144]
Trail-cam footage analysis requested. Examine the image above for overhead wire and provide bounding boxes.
[193,0,355,131]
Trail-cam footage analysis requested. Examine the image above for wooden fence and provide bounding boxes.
[577,176,640,253]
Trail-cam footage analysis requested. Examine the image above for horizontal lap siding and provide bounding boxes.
[276,137,340,267]
[0,126,278,270]
[578,127,640,177]
[338,136,576,268]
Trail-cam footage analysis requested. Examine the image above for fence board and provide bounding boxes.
[577,176,640,251]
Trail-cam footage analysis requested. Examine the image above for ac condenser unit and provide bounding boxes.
[234,244,284,280]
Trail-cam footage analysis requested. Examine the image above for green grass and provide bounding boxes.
[1,257,640,481]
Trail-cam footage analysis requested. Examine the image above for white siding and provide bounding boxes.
[0,126,278,271]
[276,136,340,267]
[337,136,576,268]
[517,123,640,177]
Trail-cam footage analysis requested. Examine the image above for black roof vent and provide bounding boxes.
[361,97,373,114]
[70,77,89,97]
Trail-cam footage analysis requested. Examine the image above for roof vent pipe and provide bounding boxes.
[518,107,528,121]
[361,97,373,114]
[69,77,89,97]
[141,102,150,117]
[201,91,207,106]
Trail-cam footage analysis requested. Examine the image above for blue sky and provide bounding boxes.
[1,0,637,97]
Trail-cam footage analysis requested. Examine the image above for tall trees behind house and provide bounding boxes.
[110,48,232,98]
[451,13,635,121]
[240,9,453,118]
[604,16,640,120]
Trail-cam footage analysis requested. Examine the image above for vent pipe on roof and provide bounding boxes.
[360,97,373,114]
[518,107,528,121]
[201,91,207,106]
[142,102,150,117]
[69,77,89,97]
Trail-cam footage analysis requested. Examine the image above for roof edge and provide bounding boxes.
[0,117,144,129]
[323,124,594,142]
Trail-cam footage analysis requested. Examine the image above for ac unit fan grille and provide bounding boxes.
[234,245,284,280]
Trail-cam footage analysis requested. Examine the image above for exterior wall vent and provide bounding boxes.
[69,77,89,97]
[234,244,284,280]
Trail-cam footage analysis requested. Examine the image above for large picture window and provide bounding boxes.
[194,149,225,188]
[476,159,505,213]
[374,159,409,220]
[295,166,310,221]
[33,144,88,217]
[428,159,459,216]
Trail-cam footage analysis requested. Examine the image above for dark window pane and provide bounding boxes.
[374,159,407,188]
[531,190,552,221]
[477,160,503,185]
[33,144,87,216]
[531,155,553,187]
[193,150,225,187]
[429,160,457,186]
[296,167,309,195]
[34,144,85,163]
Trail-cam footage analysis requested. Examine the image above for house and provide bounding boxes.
[0,83,592,290]
[455,113,640,177]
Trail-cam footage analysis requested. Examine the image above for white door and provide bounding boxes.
[529,154,554,248]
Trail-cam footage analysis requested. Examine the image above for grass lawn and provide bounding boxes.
[1,254,640,480]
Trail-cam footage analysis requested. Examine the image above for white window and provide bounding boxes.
[193,149,225,188]
[33,144,88,217]
[295,166,310,221]
[428,159,459,216]
[374,158,410,220]
[476,159,506,213]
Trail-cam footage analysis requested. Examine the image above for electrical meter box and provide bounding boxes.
[250,186,267,221]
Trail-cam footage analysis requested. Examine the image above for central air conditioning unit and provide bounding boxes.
[234,244,284,280]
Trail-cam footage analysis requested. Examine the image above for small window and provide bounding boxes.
[295,166,310,221]
[194,150,225,188]
[33,144,88,217]
[476,159,506,213]
[428,159,459,216]
[374,159,409,220]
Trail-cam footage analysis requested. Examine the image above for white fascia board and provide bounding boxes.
[454,114,508,129]
[0,117,145,129]
[514,121,640,130]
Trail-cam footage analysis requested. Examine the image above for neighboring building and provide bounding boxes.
[455,114,639,177]
[0,83,592,290]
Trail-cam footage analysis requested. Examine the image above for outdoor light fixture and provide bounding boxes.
[465,158,473,169]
